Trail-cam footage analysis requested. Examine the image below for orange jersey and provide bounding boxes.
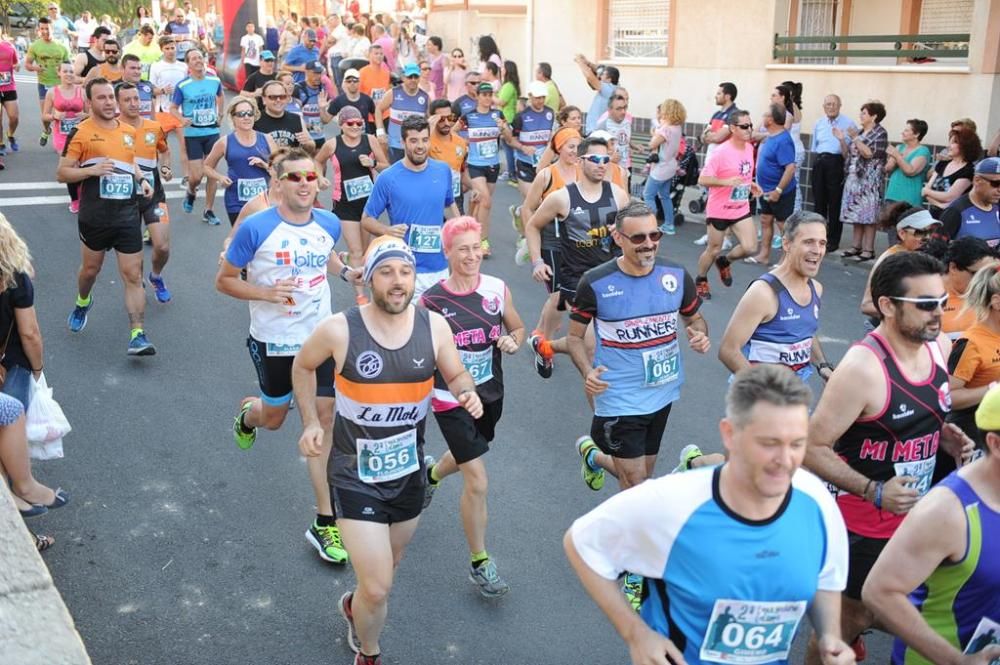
[951,322,1000,389]
[96,63,123,82]
[359,64,390,119]
[943,286,976,340]
[64,117,140,225]
[429,132,467,200]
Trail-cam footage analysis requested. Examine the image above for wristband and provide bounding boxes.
[376,128,386,137]
[874,481,884,510]
[774,186,783,194]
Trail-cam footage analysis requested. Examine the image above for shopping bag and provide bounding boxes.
[26,374,71,460]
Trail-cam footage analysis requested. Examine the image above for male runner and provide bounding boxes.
[361,115,459,297]
[149,37,189,180]
[85,39,122,83]
[453,71,480,137]
[593,93,632,180]
[804,251,975,664]
[718,211,833,381]
[358,44,390,117]
[72,25,109,82]
[240,49,276,111]
[863,386,1000,665]
[170,48,223,225]
[427,99,470,215]
[239,22,264,79]
[281,28,319,85]
[293,61,330,150]
[0,27,20,157]
[292,236,482,665]
[459,82,511,254]
[374,62,429,163]
[254,79,312,150]
[121,55,155,120]
[525,137,630,368]
[421,216,525,597]
[321,67,376,134]
[116,81,172,303]
[57,78,156,354]
[751,103,799,264]
[25,17,71,146]
[122,25,161,81]
[695,108,760,300]
[216,147,351,565]
[566,364,854,665]
[509,80,554,199]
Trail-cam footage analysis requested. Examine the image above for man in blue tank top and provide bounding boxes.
[719,211,834,383]
[565,365,853,665]
[374,62,429,163]
[863,385,1000,665]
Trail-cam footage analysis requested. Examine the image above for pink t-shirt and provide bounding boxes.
[374,36,396,70]
[0,42,18,92]
[701,140,755,220]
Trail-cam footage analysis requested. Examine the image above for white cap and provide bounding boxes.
[527,80,549,98]
[589,129,615,142]
[343,68,361,80]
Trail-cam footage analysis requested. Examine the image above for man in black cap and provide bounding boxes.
[295,60,331,150]
[321,68,376,135]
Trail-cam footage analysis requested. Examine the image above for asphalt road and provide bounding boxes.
[1,76,894,664]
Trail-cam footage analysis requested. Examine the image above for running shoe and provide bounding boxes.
[422,454,438,509]
[622,572,644,612]
[305,521,349,564]
[480,238,491,258]
[69,200,80,214]
[498,170,509,181]
[576,435,605,491]
[8,137,18,152]
[506,177,518,189]
[469,558,510,597]
[339,591,361,653]
[0,144,6,156]
[182,190,195,213]
[672,444,704,473]
[67,298,93,332]
[233,399,257,450]
[38,131,49,147]
[127,331,156,356]
[661,222,676,236]
[722,237,735,252]
[693,233,708,246]
[695,277,712,301]
[354,654,382,665]
[514,237,530,266]
[203,210,221,226]
[148,273,172,303]
[0,155,5,170]
[508,203,523,235]
[143,228,151,244]
[715,255,733,287]
[529,330,553,379]
[772,235,783,250]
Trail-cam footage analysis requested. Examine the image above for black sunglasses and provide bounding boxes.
[622,231,663,244]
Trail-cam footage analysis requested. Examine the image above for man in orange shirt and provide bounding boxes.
[358,43,390,122]
[428,98,471,214]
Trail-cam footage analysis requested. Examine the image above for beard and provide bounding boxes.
[373,285,414,314]
[897,313,941,343]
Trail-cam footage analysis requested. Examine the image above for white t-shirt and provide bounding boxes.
[241,34,265,66]
[76,18,96,49]
[329,24,350,57]
[149,59,188,113]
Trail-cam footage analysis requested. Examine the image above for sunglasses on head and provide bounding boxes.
[622,231,663,244]
[583,154,611,165]
[280,170,319,183]
[345,77,359,82]
[342,119,364,127]
[889,295,948,311]
[233,109,255,118]
[266,94,288,100]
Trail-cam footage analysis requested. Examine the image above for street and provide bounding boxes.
[1,75,893,664]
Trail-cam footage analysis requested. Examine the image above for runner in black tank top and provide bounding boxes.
[556,180,620,299]
[331,137,376,221]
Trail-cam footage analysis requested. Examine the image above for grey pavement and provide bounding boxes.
[1,76,893,664]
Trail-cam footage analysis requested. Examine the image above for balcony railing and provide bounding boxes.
[773,33,970,61]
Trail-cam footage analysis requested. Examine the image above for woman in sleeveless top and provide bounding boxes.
[202,97,278,225]
[42,62,86,213]
[536,106,582,170]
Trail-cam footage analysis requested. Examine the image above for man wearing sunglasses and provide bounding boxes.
[322,68,376,135]
[254,79,313,151]
[427,98,471,215]
[85,39,122,84]
[294,60,333,150]
[240,49,277,111]
[940,157,1000,247]
[453,71,480,140]
[281,28,320,85]
[804,251,975,664]
[374,62,429,163]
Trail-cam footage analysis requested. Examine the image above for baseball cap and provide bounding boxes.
[589,129,615,142]
[344,68,361,80]
[402,63,420,77]
[303,28,317,40]
[976,383,1000,430]
[306,60,324,73]
[896,207,940,231]
[975,157,1000,175]
[476,82,494,94]
[260,50,275,61]
[527,80,548,98]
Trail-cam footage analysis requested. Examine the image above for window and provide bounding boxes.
[606,0,670,61]
[918,0,973,34]
[797,0,839,64]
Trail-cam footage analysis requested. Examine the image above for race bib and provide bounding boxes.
[730,184,751,201]
[343,174,373,202]
[964,617,1000,664]
[894,458,936,497]
[306,117,323,138]
[642,345,679,387]
[531,146,545,166]
[192,107,217,127]
[238,177,267,202]
[59,116,81,135]
[700,600,807,665]
[140,99,153,117]
[99,173,134,200]
[356,428,419,484]
[372,88,385,103]
[0,71,11,86]
[139,167,155,187]
[266,341,301,357]
[460,348,493,385]
[479,140,498,159]
[450,169,461,198]
[408,224,442,253]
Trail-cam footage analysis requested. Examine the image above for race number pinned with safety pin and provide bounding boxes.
[700,599,806,664]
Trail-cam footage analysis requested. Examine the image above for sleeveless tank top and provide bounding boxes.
[387,85,428,149]
[330,136,375,206]
[80,50,101,79]
[891,471,1000,664]
[52,85,85,153]
[834,332,952,538]
[421,274,507,408]
[330,306,435,499]
[742,273,820,379]
[223,131,271,213]
[539,163,578,252]
[294,82,325,141]
[556,181,620,288]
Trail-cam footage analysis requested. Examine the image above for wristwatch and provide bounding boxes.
[774,186,783,194]
[815,362,835,373]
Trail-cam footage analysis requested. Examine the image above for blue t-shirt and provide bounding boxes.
[171,75,222,138]
[585,81,615,135]
[571,466,849,665]
[284,44,320,83]
[362,159,455,273]
[756,130,797,193]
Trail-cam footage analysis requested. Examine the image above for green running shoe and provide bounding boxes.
[576,435,605,491]
[673,444,704,473]
[306,521,349,564]
[233,399,257,450]
[622,572,643,612]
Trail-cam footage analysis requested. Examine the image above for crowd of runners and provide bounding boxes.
[2,3,1000,664]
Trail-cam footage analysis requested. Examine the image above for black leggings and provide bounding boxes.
[67,182,79,203]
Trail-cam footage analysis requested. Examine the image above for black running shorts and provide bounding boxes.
[845,532,889,600]
[247,335,334,405]
[433,398,503,465]
[590,403,673,459]
[332,471,424,524]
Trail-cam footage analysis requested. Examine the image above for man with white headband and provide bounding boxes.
[292,235,482,665]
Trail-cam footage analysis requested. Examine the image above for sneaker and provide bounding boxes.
[514,237,530,266]
[67,298,94,332]
[693,233,708,246]
[497,170,509,181]
[506,177,518,188]
[469,558,510,597]
[508,203,523,235]
[672,444,704,473]
[38,131,49,147]
[0,155,5,170]
[0,143,6,156]
[148,273,172,303]
[576,435,605,491]
[715,255,733,287]
[771,235,783,250]
[354,654,382,665]
[722,237,735,252]
[422,454,438,509]
[305,521,349,564]
[480,238,491,258]
[127,331,156,356]
[143,228,151,244]
[338,591,361,654]
[529,330,553,379]
[695,277,712,301]
[8,137,18,152]
[661,222,676,236]
[233,399,257,450]
[203,210,221,226]
[182,190,195,213]
[181,175,189,187]
[69,200,80,214]
[622,572,644,612]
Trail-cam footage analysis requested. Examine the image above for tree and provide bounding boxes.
[0,0,45,33]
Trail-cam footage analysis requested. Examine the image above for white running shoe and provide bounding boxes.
[693,234,708,246]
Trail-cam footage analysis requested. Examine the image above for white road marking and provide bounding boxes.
[0,189,188,207]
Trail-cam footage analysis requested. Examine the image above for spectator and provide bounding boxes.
[536,105,583,169]
[643,98,685,235]
[940,157,1000,247]
[535,62,564,112]
[497,59,520,182]
[482,60,500,93]
[594,92,632,176]
[395,22,418,70]
[348,22,370,59]
[989,128,1000,158]
[445,47,467,102]
[810,94,857,252]
[417,59,433,98]
[749,103,798,265]
[426,36,445,98]
[477,35,502,74]
[920,236,998,340]
[3,390,68,517]
[936,117,979,161]
[779,81,805,212]
[134,6,155,31]
[924,128,980,218]
[837,100,888,262]
[885,118,932,208]
[0,214,43,412]
[574,53,617,135]
[277,20,299,60]
[372,24,395,71]
[264,17,280,55]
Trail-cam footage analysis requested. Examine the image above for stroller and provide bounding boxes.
[634,135,701,227]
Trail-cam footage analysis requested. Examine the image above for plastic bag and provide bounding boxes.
[26,374,71,460]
